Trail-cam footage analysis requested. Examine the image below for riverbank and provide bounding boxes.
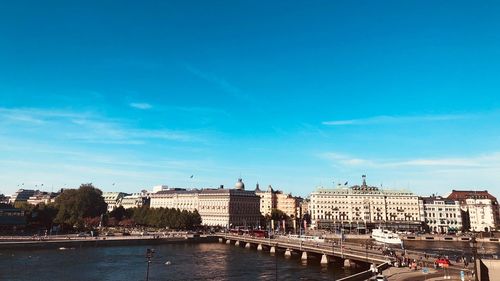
[0,235,218,250]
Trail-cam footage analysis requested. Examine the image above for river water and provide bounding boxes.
[0,242,365,281]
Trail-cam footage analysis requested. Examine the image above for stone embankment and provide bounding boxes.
[0,234,217,250]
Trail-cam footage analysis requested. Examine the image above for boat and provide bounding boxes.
[371,229,402,245]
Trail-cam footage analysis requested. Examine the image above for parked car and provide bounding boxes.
[77,232,88,237]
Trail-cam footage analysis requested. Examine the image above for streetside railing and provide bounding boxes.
[336,262,390,281]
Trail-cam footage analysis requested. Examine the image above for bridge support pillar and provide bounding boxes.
[245,242,251,249]
[235,241,240,246]
[270,246,276,254]
[301,251,308,261]
[218,238,224,243]
[257,244,263,251]
[284,249,292,257]
[226,239,231,244]
[344,259,352,267]
[320,254,329,265]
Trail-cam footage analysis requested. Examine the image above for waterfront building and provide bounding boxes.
[0,203,26,232]
[255,184,277,216]
[300,198,310,217]
[150,189,199,211]
[420,196,462,234]
[9,189,36,204]
[276,191,300,219]
[102,192,129,212]
[309,176,421,232]
[447,190,499,232]
[149,179,261,227]
[119,192,150,209]
[255,184,301,219]
[27,191,60,205]
[198,181,261,227]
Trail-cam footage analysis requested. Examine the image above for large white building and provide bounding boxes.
[149,179,261,227]
[309,176,421,231]
[421,196,462,234]
[150,189,199,211]
[447,190,499,232]
[102,192,128,212]
[119,192,149,209]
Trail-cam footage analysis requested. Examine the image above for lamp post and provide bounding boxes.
[145,248,155,281]
[332,207,339,233]
[470,236,478,281]
[332,239,336,281]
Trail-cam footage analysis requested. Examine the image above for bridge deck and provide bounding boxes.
[219,234,392,264]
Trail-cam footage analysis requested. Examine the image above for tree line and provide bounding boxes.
[15,184,201,232]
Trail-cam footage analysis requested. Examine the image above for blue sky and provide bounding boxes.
[1,1,500,197]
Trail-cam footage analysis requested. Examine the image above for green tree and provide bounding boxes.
[271,208,288,221]
[54,183,107,230]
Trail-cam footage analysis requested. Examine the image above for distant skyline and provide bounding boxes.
[1,1,500,197]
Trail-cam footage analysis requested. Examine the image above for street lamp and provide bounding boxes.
[331,239,336,281]
[145,248,155,281]
[469,236,479,281]
[332,207,339,233]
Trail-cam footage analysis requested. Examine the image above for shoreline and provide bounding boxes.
[0,235,218,250]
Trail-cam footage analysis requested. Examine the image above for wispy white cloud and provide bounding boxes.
[0,107,201,143]
[0,107,90,125]
[319,151,500,169]
[320,152,375,166]
[184,64,249,100]
[322,114,472,126]
[129,102,152,110]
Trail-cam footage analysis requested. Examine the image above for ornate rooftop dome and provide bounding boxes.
[235,178,245,190]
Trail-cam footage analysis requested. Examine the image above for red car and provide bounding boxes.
[435,258,451,267]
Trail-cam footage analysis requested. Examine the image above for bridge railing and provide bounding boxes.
[222,234,393,264]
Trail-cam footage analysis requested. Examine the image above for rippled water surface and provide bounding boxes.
[0,242,365,281]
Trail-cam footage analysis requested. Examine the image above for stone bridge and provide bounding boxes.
[217,234,393,267]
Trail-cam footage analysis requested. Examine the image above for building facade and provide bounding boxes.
[9,189,36,204]
[255,185,277,216]
[149,179,261,227]
[27,191,59,205]
[102,192,128,212]
[309,176,421,232]
[421,196,462,234]
[0,203,26,232]
[447,190,499,232]
[255,184,300,219]
[149,189,199,211]
[198,187,261,227]
[119,192,149,209]
[276,192,300,219]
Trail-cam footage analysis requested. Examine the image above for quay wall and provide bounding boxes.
[480,259,500,281]
[318,233,499,243]
[403,235,499,243]
[0,236,218,250]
